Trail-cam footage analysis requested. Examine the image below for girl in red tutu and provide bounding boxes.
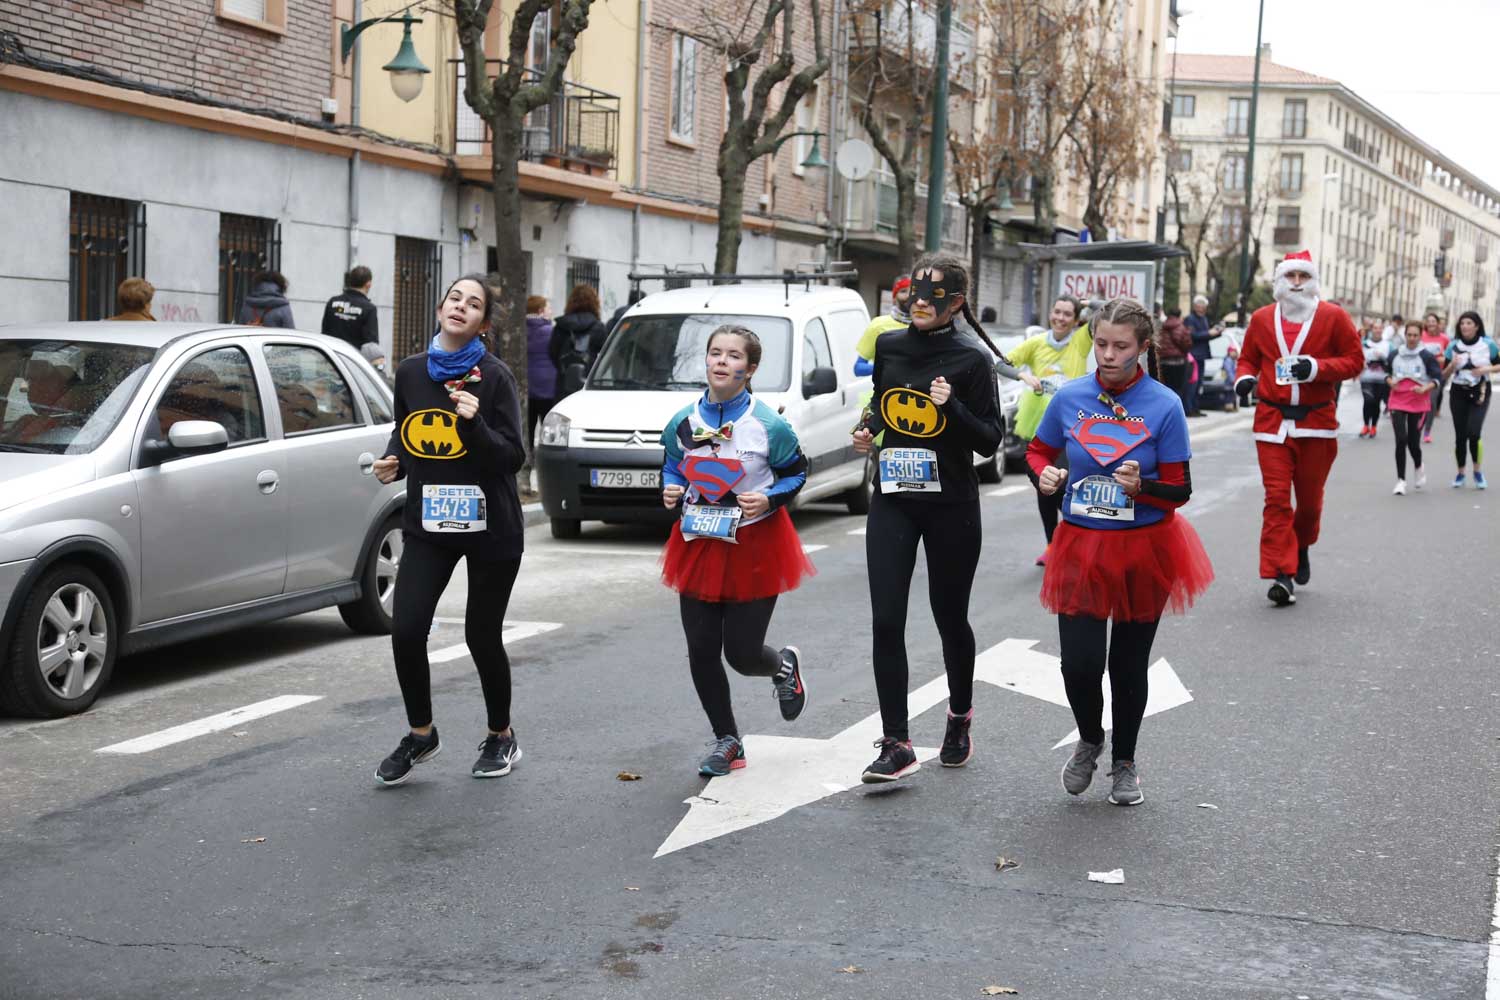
[659,325,816,777]
[1027,297,1214,806]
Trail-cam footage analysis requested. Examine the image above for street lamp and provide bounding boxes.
[1316,172,1340,265]
[341,8,430,104]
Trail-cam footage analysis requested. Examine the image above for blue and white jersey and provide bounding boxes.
[660,389,808,528]
[1444,335,1500,388]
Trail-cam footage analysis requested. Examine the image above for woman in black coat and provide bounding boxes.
[548,284,609,396]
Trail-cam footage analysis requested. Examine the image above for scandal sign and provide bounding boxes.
[1055,261,1156,307]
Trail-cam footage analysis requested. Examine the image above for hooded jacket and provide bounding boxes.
[237,281,296,329]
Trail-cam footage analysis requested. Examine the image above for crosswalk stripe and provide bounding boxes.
[429,620,563,663]
[95,695,323,755]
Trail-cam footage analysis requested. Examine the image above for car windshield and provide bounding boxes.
[589,314,793,393]
[0,339,158,454]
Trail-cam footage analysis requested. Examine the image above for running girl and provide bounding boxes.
[852,253,1005,782]
[1442,311,1499,489]
[1386,321,1442,495]
[1029,298,1213,806]
[372,274,528,786]
[1420,312,1450,443]
[659,326,814,776]
[1358,323,1391,438]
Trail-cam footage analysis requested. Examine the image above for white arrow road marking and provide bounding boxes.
[654,638,1192,857]
[429,620,562,663]
[801,544,828,554]
[96,695,323,755]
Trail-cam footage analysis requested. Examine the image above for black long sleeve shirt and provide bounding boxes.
[385,352,527,560]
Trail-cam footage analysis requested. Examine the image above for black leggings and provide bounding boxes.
[1057,614,1159,763]
[679,595,783,738]
[867,495,982,742]
[1451,386,1490,467]
[391,534,522,732]
[1391,410,1424,479]
[1427,378,1446,425]
[1360,382,1388,426]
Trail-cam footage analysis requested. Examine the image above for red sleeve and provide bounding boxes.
[1135,460,1188,511]
[1026,436,1060,479]
[1314,308,1365,383]
[1236,317,1266,386]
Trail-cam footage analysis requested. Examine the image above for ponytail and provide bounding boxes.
[960,300,1014,369]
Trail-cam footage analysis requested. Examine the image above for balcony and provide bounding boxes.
[1439,225,1456,249]
[1273,226,1301,247]
[453,61,620,176]
[848,1,976,88]
[1477,242,1490,263]
[843,174,966,253]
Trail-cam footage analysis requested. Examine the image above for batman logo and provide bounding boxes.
[401,408,467,459]
[880,388,946,439]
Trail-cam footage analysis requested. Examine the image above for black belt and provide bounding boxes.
[1264,400,1328,421]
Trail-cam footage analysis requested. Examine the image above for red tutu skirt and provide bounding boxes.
[661,507,816,602]
[1040,514,1214,622]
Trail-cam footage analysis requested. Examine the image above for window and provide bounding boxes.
[0,339,156,454]
[1222,153,1246,191]
[263,345,359,435]
[349,363,394,424]
[155,347,266,446]
[1277,207,1301,228]
[69,193,146,322]
[802,318,833,381]
[1282,99,1306,138]
[670,34,698,141]
[793,85,819,177]
[393,237,443,361]
[216,0,286,34]
[1227,97,1250,137]
[1171,94,1195,119]
[1169,149,1192,172]
[1279,153,1304,194]
[219,214,281,324]
[567,257,600,292]
[1220,204,1246,242]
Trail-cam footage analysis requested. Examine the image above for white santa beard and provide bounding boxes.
[1274,275,1319,323]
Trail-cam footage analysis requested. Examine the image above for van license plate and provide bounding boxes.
[590,468,660,489]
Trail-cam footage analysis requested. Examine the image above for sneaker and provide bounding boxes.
[1267,575,1296,606]
[1369,425,1378,439]
[1392,479,1406,496]
[375,728,441,786]
[1423,434,1433,444]
[1035,545,1050,567]
[699,734,746,777]
[861,737,920,783]
[1415,466,1427,490]
[1452,473,1466,489]
[939,709,973,767]
[772,646,807,722]
[1477,472,1488,490]
[1294,546,1310,586]
[1107,761,1144,806]
[472,729,522,778]
[1061,738,1105,795]
[1359,426,1370,438]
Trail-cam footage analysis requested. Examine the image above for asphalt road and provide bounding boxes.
[1,397,1497,1000]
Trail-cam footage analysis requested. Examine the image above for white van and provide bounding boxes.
[536,282,878,538]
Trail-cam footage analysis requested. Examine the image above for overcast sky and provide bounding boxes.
[1175,0,1500,193]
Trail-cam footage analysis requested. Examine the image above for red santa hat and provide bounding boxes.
[1274,249,1319,283]
[892,276,912,295]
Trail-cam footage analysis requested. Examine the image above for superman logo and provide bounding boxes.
[880,388,946,439]
[682,455,747,503]
[1069,416,1151,466]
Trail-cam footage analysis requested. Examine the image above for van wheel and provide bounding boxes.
[339,514,401,635]
[551,517,582,540]
[845,458,874,515]
[977,454,1003,484]
[1,564,118,718]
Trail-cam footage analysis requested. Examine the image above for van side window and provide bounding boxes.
[802,318,833,377]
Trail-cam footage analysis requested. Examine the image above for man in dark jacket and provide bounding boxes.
[1184,294,1220,416]
[605,288,645,334]
[237,271,296,329]
[321,266,379,349]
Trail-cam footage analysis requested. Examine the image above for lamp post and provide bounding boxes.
[1236,0,1266,312]
[341,7,431,104]
[1316,172,1339,267]
[924,0,953,253]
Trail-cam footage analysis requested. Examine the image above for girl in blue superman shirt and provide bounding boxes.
[1027,298,1214,807]
[659,325,816,777]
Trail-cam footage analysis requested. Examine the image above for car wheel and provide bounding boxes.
[977,453,1003,484]
[845,457,874,515]
[550,517,582,540]
[339,514,402,635]
[1,564,118,718]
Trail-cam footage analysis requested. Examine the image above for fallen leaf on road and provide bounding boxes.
[617,771,644,781]
[241,837,267,844]
[1087,868,1124,884]
[232,731,248,737]
[981,988,1019,996]
[1196,803,1219,810]
[624,887,641,892]
[994,856,1021,873]
[836,965,862,974]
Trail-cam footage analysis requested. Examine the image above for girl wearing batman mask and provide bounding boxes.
[852,253,1007,782]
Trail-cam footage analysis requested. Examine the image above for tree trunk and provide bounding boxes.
[896,173,918,272]
[1031,171,1056,238]
[490,114,533,486]
[1083,201,1107,242]
[969,198,988,310]
[714,149,749,277]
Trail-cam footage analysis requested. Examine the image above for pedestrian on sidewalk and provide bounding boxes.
[106,277,155,321]
[1420,312,1450,443]
[1442,310,1499,489]
[237,270,296,329]
[1155,308,1192,410]
[1185,294,1219,416]
[370,274,528,786]
[1358,323,1392,438]
[549,284,608,398]
[320,266,378,350]
[525,295,557,457]
[605,288,644,334]
[1386,321,1441,495]
[851,254,1005,783]
[996,294,1092,566]
[1030,297,1213,807]
[659,325,815,777]
[1233,250,1363,607]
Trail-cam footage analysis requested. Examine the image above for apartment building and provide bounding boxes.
[1166,47,1500,324]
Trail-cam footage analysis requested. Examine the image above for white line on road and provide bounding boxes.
[987,484,1031,498]
[527,546,661,558]
[1190,415,1254,445]
[1488,847,1500,998]
[847,527,867,536]
[801,544,828,554]
[428,620,563,663]
[95,695,323,755]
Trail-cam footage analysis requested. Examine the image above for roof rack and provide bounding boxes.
[627,261,859,303]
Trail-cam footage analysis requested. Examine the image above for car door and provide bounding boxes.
[132,342,288,622]
[797,317,848,487]
[259,341,386,593]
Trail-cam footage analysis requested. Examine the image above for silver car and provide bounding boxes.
[0,323,405,717]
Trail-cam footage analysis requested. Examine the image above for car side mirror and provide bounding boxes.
[142,420,230,466]
[802,366,838,398]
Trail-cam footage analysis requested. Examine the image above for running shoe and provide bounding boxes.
[939,709,973,767]
[1061,738,1105,795]
[1295,546,1311,586]
[1107,761,1144,806]
[1477,472,1488,490]
[1452,472,1466,489]
[1423,433,1433,444]
[1415,466,1427,490]
[772,646,807,722]
[375,728,441,786]
[1267,575,1296,606]
[1358,426,1370,439]
[699,735,746,777]
[1369,425,1378,439]
[1392,480,1406,496]
[1035,545,1050,567]
[861,737,920,783]
[472,729,522,778]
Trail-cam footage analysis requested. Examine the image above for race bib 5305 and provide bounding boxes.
[879,447,941,494]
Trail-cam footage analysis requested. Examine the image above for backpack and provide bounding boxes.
[558,330,594,395]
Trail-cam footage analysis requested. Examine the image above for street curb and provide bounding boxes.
[523,502,547,528]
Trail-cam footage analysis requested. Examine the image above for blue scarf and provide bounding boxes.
[426,331,486,382]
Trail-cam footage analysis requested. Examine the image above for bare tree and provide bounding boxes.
[1068,20,1157,241]
[1168,149,1275,317]
[948,127,1010,295]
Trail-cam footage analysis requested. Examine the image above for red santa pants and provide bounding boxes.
[1255,436,1338,579]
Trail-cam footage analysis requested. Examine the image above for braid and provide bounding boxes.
[960,300,1013,368]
